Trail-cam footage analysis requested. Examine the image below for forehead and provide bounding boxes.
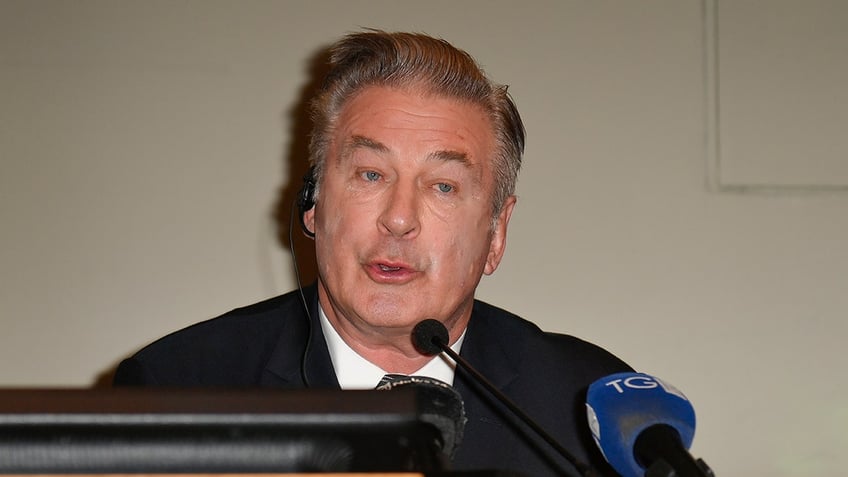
[330,86,496,164]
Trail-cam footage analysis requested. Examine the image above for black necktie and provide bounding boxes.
[375,373,410,389]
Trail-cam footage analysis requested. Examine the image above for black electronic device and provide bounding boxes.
[0,387,448,473]
[296,166,317,237]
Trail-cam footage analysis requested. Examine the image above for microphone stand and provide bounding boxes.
[635,425,715,477]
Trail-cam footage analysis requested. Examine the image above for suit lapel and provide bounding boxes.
[455,300,520,394]
[450,301,524,468]
[259,284,340,389]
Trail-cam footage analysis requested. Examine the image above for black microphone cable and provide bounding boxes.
[288,199,313,387]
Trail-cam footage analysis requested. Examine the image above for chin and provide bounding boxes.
[361,303,419,328]
[359,297,428,326]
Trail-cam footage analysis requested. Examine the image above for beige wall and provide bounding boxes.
[2,1,846,476]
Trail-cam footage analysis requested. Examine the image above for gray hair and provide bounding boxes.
[308,30,525,217]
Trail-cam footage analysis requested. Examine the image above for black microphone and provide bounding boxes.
[375,374,467,460]
[411,319,601,477]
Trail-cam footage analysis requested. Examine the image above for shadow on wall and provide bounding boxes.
[91,45,333,389]
[272,45,333,289]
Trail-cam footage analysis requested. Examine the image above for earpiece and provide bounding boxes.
[287,168,316,387]
[296,166,317,237]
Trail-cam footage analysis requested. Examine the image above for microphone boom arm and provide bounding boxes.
[434,340,599,477]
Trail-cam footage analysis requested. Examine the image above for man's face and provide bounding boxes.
[304,86,515,340]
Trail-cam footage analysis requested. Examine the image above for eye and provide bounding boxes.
[436,182,454,193]
[361,170,381,182]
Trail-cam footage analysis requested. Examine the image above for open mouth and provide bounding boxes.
[366,261,417,283]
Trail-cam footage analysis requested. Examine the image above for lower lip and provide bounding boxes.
[364,264,418,284]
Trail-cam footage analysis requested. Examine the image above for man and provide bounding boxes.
[115,31,631,476]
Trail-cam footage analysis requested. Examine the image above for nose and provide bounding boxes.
[378,181,421,238]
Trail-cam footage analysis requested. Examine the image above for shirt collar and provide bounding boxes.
[318,305,465,389]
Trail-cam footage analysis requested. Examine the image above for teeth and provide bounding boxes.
[379,264,401,271]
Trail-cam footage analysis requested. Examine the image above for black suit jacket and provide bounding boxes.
[115,285,631,476]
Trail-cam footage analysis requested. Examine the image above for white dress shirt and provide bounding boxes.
[319,305,465,389]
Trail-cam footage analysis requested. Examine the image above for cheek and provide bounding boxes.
[316,194,357,235]
[316,210,339,236]
[435,224,492,270]
[314,200,373,267]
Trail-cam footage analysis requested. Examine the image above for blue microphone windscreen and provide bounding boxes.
[585,372,696,477]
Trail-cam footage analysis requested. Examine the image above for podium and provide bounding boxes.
[0,389,523,476]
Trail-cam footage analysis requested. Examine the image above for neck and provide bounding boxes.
[324,312,434,374]
[316,287,469,374]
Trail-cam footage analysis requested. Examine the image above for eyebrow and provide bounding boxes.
[340,134,473,170]
[341,135,389,161]
[428,149,471,167]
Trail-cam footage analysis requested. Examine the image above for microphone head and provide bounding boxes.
[585,372,696,477]
[412,319,449,356]
[376,375,467,459]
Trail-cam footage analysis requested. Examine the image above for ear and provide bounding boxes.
[303,206,316,239]
[483,195,516,275]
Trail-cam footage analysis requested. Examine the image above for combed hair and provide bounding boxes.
[308,30,525,217]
